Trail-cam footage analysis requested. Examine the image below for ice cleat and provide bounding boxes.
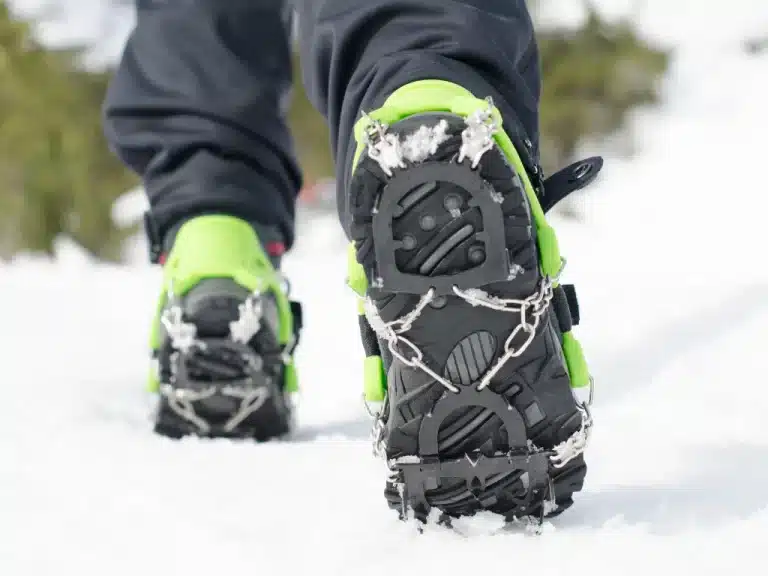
[146,214,301,441]
[346,80,599,526]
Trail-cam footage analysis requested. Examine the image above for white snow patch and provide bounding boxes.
[6,0,135,67]
[460,287,508,307]
[111,187,149,229]
[401,119,451,162]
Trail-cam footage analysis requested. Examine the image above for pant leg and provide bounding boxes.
[293,0,542,236]
[103,0,300,250]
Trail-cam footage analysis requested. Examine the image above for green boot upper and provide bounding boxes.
[148,214,296,392]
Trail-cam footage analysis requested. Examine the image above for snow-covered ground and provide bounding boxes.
[3,1,768,575]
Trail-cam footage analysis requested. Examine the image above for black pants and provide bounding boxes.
[103,0,542,251]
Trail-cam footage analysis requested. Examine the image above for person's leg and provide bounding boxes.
[103,0,302,440]
[295,0,593,523]
[295,0,544,228]
[104,0,299,252]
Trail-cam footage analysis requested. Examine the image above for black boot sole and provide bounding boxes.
[349,113,587,521]
[154,280,293,442]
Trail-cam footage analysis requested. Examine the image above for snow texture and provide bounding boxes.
[3,1,768,574]
[401,119,451,162]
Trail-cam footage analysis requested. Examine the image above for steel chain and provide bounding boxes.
[359,103,591,472]
[158,290,281,434]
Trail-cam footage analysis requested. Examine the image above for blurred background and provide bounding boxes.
[0,0,700,262]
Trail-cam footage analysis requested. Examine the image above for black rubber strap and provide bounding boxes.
[143,211,163,264]
[562,284,580,326]
[540,157,604,214]
[289,301,304,349]
[552,285,573,334]
[358,314,381,358]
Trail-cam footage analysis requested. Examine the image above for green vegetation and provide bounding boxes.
[538,8,669,173]
[0,1,669,260]
[0,1,137,260]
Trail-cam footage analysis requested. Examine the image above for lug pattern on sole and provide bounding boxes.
[349,113,587,519]
[154,282,293,441]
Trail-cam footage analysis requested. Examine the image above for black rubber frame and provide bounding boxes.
[394,385,552,518]
[372,161,511,296]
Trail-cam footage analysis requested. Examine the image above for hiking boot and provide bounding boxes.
[147,214,301,440]
[346,81,597,524]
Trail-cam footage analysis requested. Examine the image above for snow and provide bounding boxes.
[3,1,768,575]
[5,0,134,67]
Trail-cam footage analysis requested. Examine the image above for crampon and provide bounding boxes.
[346,82,599,531]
